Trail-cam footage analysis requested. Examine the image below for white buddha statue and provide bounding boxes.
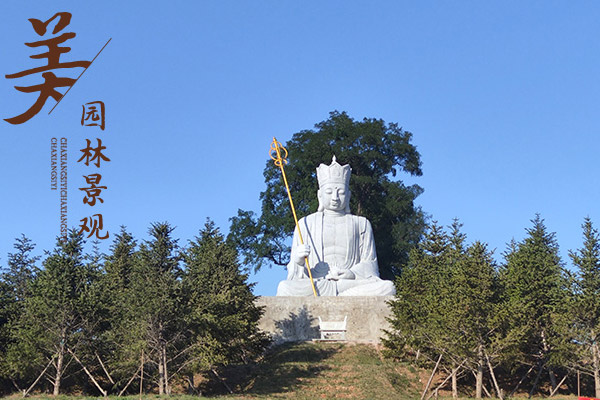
[276,156,396,296]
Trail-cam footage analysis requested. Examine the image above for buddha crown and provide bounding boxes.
[316,156,351,188]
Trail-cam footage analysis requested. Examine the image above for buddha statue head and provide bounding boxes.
[316,156,351,213]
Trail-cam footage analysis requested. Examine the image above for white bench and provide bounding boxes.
[317,316,347,341]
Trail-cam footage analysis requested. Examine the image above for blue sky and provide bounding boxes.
[1,1,599,295]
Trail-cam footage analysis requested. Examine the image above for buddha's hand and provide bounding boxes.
[326,268,341,281]
[326,268,355,280]
[338,270,355,279]
[293,244,311,265]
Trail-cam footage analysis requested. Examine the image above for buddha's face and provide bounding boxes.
[318,183,349,213]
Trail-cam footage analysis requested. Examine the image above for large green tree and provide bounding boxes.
[97,226,140,393]
[449,239,500,398]
[2,235,38,308]
[183,220,269,389]
[3,231,102,396]
[383,221,458,396]
[384,220,500,399]
[125,222,185,395]
[570,217,600,397]
[499,214,573,396]
[229,111,425,279]
[0,235,39,388]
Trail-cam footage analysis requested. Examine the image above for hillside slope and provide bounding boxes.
[213,341,422,400]
[4,342,582,399]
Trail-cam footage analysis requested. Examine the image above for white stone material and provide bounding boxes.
[318,316,347,341]
[256,296,394,344]
[276,156,396,296]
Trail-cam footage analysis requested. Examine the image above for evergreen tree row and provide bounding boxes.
[384,214,600,399]
[0,221,269,397]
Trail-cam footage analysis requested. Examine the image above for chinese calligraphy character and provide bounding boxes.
[78,214,109,239]
[78,138,110,167]
[81,101,105,130]
[5,12,90,124]
[79,173,107,206]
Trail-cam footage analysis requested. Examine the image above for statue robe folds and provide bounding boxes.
[276,212,396,296]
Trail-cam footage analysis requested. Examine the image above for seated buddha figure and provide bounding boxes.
[276,156,396,297]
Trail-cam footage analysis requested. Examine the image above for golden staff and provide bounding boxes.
[270,137,318,297]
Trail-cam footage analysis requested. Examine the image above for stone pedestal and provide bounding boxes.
[256,296,394,344]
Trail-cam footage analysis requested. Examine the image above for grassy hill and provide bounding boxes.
[3,342,582,399]
[216,341,422,400]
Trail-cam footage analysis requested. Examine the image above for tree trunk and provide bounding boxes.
[549,374,569,397]
[158,345,165,395]
[471,371,492,398]
[548,367,557,393]
[509,363,535,398]
[186,374,196,395]
[163,345,170,395]
[53,336,65,396]
[476,345,484,399]
[451,368,458,399]
[593,341,600,398]
[53,353,63,395]
[211,368,233,394]
[426,361,466,400]
[541,329,557,392]
[117,364,140,397]
[140,350,144,398]
[529,359,544,398]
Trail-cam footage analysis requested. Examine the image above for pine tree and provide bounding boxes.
[384,221,452,379]
[4,231,99,396]
[2,235,38,306]
[183,220,269,384]
[438,220,468,399]
[571,217,600,397]
[0,235,39,387]
[126,222,184,395]
[73,239,112,397]
[384,221,447,355]
[385,220,502,398]
[0,278,11,391]
[499,214,571,396]
[104,227,137,292]
[98,227,139,391]
[452,241,499,398]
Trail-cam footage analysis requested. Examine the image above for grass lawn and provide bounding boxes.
[0,342,587,400]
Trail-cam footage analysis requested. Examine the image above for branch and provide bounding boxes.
[168,356,201,382]
[508,363,535,398]
[11,378,23,394]
[421,354,442,400]
[211,368,233,394]
[95,352,115,385]
[168,344,196,364]
[68,349,107,397]
[118,365,141,397]
[62,353,75,373]
[549,373,569,397]
[23,356,55,397]
[425,359,467,400]
[485,351,503,400]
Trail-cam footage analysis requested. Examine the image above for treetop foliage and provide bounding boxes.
[0,221,268,397]
[385,214,600,398]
